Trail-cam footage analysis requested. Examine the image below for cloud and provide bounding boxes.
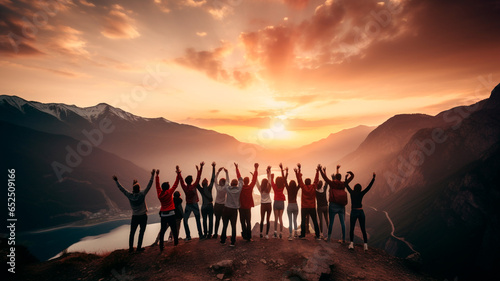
[196,31,207,37]
[283,0,311,9]
[154,0,171,13]
[175,41,254,88]
[50,26,89,57]
[79,0,95,8]
[101,4,140,39]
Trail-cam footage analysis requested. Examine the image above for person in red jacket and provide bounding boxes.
[269,165,286,239]
[294,164,321,240]
[178,162,204,241]
[155,167,181,252]
[237,163,259,241]
[318,164,354,243]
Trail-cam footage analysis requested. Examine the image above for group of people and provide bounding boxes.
[112,162,376,252]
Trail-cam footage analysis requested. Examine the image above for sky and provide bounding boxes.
[0,0,499,148]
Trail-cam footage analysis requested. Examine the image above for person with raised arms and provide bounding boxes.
[220,163,244,247]
[197,162,216,239]
[178,162,204,241]
[280,163,299,240]
[294,164,321,240]
[345,171,376,251]
[237,163,259,241]
[112,169,155,252]
[155,167,181,251]
[255,167,272,239]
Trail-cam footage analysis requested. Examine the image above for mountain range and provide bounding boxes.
[1,84,499,279]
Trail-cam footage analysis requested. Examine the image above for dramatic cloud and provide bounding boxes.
[175,42,254,88]
[101,4,140,39]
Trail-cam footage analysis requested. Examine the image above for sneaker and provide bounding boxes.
[220,240,226,245]
[136,248,145,252]
[316,236,322,241]
[299,235,306,240]
[260,233,263,238]
[273,231,278,238]
[288,235,293,241]
[279,233,282,239]
[265,234,269,239]
[212,234,218,239]
[229,243,235,247]
[167,237,173,243]
[294,231,298,238]
[128,248,134,253]
[348,242,354,250]
[364,243,368,251]
[185,237,192,241]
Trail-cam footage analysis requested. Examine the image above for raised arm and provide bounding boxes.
[193,161,204,187]
[295,164,304,187]
[171,171,181,191]
[178,166,186,189]
[280,163,289,189]
[313,168,320,186]
[235,162,242,180]
[224,168,230,187]
[155,170,162,196]
[250,163,259,187]
[345,171,355,185]
[113,175,131,196]
[344,172,354,193]
[209,162,216,187]
[318,164,333,185]
[143,169,155,195]
[362,173,376,195]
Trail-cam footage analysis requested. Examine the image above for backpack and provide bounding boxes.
[330,181,348,206]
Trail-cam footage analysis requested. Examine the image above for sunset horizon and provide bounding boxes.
[1,0,499,148]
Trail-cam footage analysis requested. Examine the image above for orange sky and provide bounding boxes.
[0,0,499,148]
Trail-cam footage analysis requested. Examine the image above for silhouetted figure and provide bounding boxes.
[280,163,299,240]
[178,162,204,241]
[220,164,243,246]
[113,169,154,252]
[270,165,286,239]
[294,164,321,240]
[319,164,353,243]
[345,171,376,251]
[169,190,183,242]
[212,166,228,239]
[315,180,328,239]
[238,163,259,241]
[155,168,181,252]
[197,162,216,239]
[256,173,272,239]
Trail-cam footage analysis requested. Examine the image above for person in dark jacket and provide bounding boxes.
[345,171,376,251]
[178,162,204,240]
[155,168,181,251]
[169,190,184,242]
[237,163,259,241]
[113,169,155,252]
[197,162,216,239]
[294,164,321,240]
[318,164,353,243]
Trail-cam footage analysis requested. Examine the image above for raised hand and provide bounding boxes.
[297,163,301,169]
[112,175,117,181]
[254,163,259,169]
[266,166,271,173]
[285,167,289,172]
[223,168,228,173]
[373,172,376,178]
[279,163,283,169]
[156,169,160,175]
[176,165,181,174]
[337,165,341,170]
[218,167,224,173]
[234,162,238,168]
[212,162,216,167]
[133,179,138,185]
[200,161,205,167]
[317,164,321,171]
[293,168,298,173]
[151,169,155,175]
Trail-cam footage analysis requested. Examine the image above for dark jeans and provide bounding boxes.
[328,203,346,241]
[239,208,252,240]
[317,205,329,235]
[214,203,224,236]
[220,207,238,245]
[350,209,368,243]
[183,203,203,239]
[130,214,147,250]
[201,203,214,237]
[159,213,178,250]
[300,208,320,238]
[260,203,271,234]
